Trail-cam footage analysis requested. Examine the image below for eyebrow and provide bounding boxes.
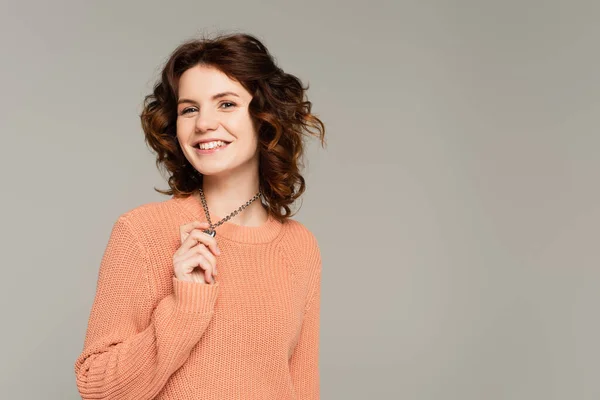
[177,91,240,105]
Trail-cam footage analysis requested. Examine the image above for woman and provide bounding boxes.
[74,32,326,399]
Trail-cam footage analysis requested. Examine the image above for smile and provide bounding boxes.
[194,141,230,154]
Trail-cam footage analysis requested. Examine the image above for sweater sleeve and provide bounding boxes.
[74,215,220,400]
[289,244,322,400]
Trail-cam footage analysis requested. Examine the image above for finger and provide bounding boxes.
[180,221,210,243]
[190,254,215,284]
[176,227,219,256]
[205,267,215,284]
[192,252,214,274]
[174,233,203,257]
[184,254,215,284]
[181,245,216,274]
[179,253,209,274]
[188,230,221,257]
[180,221,209,236]
[193,244,218,275]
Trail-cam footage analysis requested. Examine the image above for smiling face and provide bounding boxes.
[176,64,259,178]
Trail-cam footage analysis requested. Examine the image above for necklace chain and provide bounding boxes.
[198,187,262,237]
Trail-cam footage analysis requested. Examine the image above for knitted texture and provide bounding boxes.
[74,193,321,399]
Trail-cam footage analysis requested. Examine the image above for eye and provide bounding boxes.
[220,101,236,109]
[180,107,197,115]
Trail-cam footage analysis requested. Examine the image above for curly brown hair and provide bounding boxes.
[139,32,326,222]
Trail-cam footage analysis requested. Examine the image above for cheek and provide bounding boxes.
[228,114,257,137]
[176,119,195,140]
[228,108,252,125]
[177,118,192,130]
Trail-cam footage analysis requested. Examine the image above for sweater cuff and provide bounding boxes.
[172,276,220,314]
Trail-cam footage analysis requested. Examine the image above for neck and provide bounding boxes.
[198,170,268,228]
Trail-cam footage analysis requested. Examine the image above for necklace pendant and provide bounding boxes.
[203,229,216,237]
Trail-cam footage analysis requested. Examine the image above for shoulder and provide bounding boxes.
[110,197,186,241]
[116,200,171,227]
[281,218,319,246]
[279,218,322,270]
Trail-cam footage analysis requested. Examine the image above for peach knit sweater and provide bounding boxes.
[74,193,321,400]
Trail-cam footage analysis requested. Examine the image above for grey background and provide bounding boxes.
[1,0,598,399]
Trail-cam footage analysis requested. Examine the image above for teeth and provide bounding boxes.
[198,140,227,150]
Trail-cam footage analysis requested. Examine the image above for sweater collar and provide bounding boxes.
[173,192,283,244]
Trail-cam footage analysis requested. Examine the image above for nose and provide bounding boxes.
[194,108,219,132]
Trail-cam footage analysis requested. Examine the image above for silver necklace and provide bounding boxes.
[198,187,262,237]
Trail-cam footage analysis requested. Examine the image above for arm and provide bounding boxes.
[289,244,322,400]
[74,215,219,400]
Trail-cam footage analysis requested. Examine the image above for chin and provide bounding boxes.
[190,154,257,178]
[194,163,235,177]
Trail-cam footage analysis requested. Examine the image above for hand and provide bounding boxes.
[173,221,221,284]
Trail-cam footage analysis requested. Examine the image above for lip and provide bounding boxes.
[193,142,230,154]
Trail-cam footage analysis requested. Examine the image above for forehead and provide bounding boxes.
[178,65,249,98]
